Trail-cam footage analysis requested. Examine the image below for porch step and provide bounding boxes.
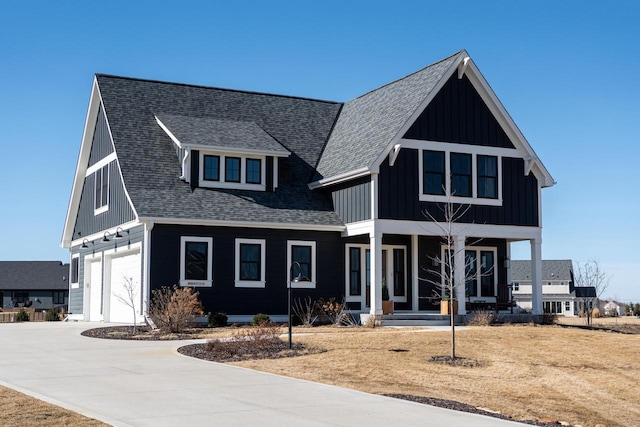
[380,313,452,327]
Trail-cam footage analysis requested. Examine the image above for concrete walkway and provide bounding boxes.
[0,322,528,426]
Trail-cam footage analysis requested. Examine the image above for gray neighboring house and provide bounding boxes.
[0,261,69,310]
[511,260,596,316]
[62,49,556,324]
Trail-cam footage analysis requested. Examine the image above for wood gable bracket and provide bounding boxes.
[457,57,471,79]
[524,156,537,176]
[389,144,402,167]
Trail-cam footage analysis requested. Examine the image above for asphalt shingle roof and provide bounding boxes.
[97,75,344,226]
[314,51,462,181]
[155,114,290,155]
[0,261,69,291]
[511,260,573,282]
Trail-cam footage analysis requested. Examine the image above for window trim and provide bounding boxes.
[199,152,266,191]
[70,254,80,289]
[417,147,503,206]
[180,236,213,287]
[235,238,266,288]
[345,244,407,304]
[287,240,316,289]
[94,164,109,215]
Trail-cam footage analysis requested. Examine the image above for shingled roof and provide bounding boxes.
[96,75,344,226]
[314,51,462,182]
[511,260,574,282]
[0,261,69,291]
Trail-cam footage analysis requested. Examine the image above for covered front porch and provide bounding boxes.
[343,220,545,319]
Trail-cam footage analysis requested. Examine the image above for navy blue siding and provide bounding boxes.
[330,177,371,224]
[69,225,145,315]
[150,225,346,316]
[378,149,539,227]
[404,74,516,149]
[72,161,137,239]
[87,107,114,167]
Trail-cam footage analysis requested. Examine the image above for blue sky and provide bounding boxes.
[1,1,638,301]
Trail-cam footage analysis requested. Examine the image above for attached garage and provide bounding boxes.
[105,246,142,324]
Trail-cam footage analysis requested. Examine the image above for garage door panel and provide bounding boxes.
[109,251,141,323]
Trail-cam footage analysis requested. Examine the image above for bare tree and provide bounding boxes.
[574,260,610,326]
[422,199,487,360]
[113,275,139,334]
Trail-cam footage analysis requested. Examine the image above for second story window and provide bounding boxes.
[423,150,445,195]
[246,159,262,184]
[94,164,109,214]
[450,153,472,197]
[477,155,498,199]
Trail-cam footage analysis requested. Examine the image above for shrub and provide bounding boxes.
[466,310,496,326]
[252,313,271,325]
[292,296,320,327]
[208,312,228,327]
[45,308,61,321]
[15,309,29,322]
[150,285,204,333]
[541,312,556,325]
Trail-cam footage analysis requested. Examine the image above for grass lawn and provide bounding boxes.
[232,323,640,427]
[1,318,639,427]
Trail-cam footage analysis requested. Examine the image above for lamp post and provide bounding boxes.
[288,261,309,349]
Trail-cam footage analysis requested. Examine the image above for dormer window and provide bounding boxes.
[94,164,109,214]
[199,152,265,190]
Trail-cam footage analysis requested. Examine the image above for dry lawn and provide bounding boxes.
[0,385,107,426]
[233,325,640,427]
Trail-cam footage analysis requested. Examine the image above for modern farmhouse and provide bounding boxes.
[61,50,554,323]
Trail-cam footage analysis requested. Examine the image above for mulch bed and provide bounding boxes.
[178,341,323,362]
[384,394,561,426]
[80,325,203,340]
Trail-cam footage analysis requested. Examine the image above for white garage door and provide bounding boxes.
[108,250,141,324]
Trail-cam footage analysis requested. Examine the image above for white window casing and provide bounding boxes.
[235,238,266,288]
[287,240,316,289]
[179,236,213,287]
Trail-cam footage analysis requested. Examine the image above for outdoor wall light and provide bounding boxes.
[288,261,310,349]
[103,231,111,242]
[114,227,127,239]
[81,239,90,248]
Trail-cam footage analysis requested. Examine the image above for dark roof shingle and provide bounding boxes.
[0,261,69,291]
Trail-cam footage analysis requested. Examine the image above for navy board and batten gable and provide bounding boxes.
[61,49,555,323]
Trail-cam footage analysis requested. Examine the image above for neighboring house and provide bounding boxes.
[61,50,555,323]
[0,261,69,310]
[511,260,596,316]
[602,300,621,317]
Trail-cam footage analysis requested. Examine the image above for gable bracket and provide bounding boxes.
[524,156,537,176]
[389,144,402,167]
[458,57,470,79]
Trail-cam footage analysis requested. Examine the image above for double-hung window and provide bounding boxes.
[235,239,266,288]
[477,155,498,199]
[450,153,472,197]
[94,164,109,213]
[423,150,445,195]
[180,237,213,287]
[246,159,261,184]
[287,241,316,288]
[225,157,241,183]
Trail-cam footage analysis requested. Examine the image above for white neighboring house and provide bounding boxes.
[603,301,621,317]
[511,260,585,317]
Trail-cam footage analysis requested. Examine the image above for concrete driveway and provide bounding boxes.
[0,322,528,426]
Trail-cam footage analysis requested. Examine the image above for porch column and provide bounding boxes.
[454,235,466,315]
[411,235,419,312]
[530,238,543,315]
[369,230,383,315]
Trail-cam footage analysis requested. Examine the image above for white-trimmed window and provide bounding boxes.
[180,237,213,287]
[512,282,519,291]
[94,164,109,214]
[442,246,497,300]
[287,241,316,289]
[419,148,502,206]
[565,301,571,312]
[235,239,266,288]
[345,244,407,304]
[70,254,80,289]
[199,152,265,191]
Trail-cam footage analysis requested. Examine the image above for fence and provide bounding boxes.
[0,308,50,323]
